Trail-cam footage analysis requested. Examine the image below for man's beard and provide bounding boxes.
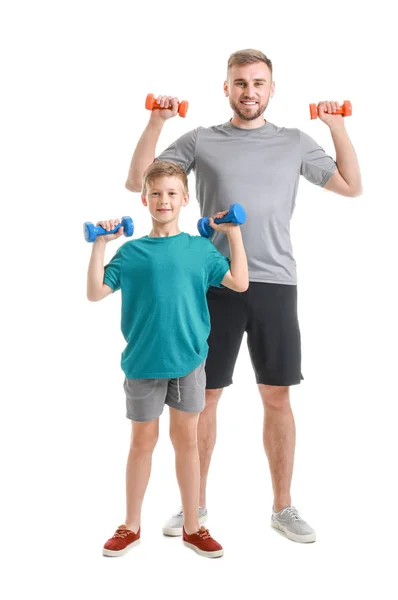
[229,98,268,121]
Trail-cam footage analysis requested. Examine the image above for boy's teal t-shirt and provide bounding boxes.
[103,232,230,379]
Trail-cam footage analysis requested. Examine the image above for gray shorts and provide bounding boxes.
[123,361,206,422]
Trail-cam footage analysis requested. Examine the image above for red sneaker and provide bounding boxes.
[183,526,224,558]
[103,524,140,557]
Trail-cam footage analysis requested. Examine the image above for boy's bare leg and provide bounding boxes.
[259,385,296,512]
[197,388,224,509]
[125,419,159,532]
[169,408,201,534]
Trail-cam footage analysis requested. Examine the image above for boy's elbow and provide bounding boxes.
[87,290,102,302]
[235,280,249,292]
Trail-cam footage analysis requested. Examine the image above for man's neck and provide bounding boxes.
[230,115,267,130]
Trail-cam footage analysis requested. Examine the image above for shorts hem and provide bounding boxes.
[126,413,162,422]
[256,375,304,387]
[166,401,205,414]
[205,379,233,390]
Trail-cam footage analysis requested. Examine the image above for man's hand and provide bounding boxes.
[149,95,179,123]
[209,211,241,235]
[95,219,124,243]
[317,100,345,129]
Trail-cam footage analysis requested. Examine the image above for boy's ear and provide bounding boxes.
[183,193,189,206]
[141,195,148,206]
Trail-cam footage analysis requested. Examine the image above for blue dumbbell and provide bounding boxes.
[197,204,246,238]
[83,216,134,242]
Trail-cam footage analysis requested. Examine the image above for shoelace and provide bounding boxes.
[280,506,303,522]
[112,527,132,539]
[197,526,211,540]
[173,508,184,518]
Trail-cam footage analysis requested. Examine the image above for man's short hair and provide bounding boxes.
[227,49,273,77]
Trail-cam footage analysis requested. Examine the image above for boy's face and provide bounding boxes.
[224,62,275,121]
[142,176,189,224]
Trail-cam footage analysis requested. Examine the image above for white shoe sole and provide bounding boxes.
[271,518,316,543]
[183,541,224,558]
[102,539,140,556]
[162,514,208,537]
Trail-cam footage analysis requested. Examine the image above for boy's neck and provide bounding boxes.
[148,221,181,238]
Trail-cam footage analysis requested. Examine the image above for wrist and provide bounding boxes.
[226,227,242,239]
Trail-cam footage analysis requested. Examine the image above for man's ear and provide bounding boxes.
[270,81,275,99]
[223,80,229,97]
[141,195,148,206]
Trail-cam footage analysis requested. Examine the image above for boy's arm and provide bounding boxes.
[208,212,248,292]
[220,227,249,292]
[125,97,179,192]
[87,240,114,301]
[87,219,124,301]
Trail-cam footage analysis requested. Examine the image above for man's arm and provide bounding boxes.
[319,101,363,197]
[125,96,179,192]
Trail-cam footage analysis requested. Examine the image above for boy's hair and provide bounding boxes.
[142,161,188,196]
[227,49,273,77]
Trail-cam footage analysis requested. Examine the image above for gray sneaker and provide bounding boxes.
[162,507,208,537]
[271,506,316,543]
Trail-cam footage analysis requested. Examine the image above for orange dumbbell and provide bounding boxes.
[309,100,352,120]
[145,93,189,118]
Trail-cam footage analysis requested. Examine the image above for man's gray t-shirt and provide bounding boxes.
[156,121,337,285]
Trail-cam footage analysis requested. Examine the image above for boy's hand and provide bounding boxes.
[209,211,241,235]
[149,95,179,122]
[95,219,124,243]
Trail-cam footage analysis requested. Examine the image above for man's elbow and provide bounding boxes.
[350,185,363,197]
[125,179,142,193]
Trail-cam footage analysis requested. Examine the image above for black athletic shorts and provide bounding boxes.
[205,282,303,389]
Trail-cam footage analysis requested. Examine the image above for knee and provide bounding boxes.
[205,388,223,409]
[131,430,159,453]
[259,385,290,411]
[169,427,197,453]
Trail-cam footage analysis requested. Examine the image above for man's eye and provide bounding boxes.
[255,82,263,86]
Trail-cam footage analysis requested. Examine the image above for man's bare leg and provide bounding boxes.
[258,384,295,512]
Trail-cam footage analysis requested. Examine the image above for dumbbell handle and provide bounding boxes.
[198,204,246,238]
[309,100,352,120]
[84,216,134,242]
[145,93,189,118]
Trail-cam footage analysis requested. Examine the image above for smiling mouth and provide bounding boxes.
[240,100,257,106]
[157,209,171,212]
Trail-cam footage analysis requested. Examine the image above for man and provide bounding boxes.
[125,49,362,543]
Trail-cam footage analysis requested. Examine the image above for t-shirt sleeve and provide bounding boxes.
[155,129,198,174]
[206,240,231,288]
[300,130,337,187]
[103,247,122,292]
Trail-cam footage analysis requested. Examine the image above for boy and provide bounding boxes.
[87,160,248,558]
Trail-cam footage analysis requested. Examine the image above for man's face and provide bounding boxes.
[142,176,188,224]
[224,62,275,121]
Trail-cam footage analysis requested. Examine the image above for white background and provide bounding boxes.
[1,1,397,598]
